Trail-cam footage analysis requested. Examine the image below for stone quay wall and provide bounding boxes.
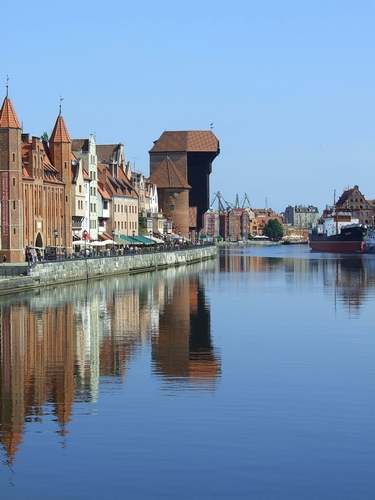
[26,245,217,287]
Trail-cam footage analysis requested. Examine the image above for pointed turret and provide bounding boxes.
[0,96,22,129]
[49,113,71,144]
[48,109,72,254]
[0,94,24,262]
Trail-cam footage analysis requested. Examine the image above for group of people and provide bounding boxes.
[26,247,43,264]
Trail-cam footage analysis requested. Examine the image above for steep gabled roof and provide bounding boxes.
[149,131,219,153]
[97,181,111,200]
[0,96,21,129]
[335,185,367,207]
[83,169,91,181]
[97,161,137,199]
[50,114,71,143]
[96,144,122,163]
[71,139,89,152]
[150,156,191,189]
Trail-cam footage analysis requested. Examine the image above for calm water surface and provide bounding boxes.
[0,245,374,499]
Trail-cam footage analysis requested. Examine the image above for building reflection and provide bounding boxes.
[0,261,219,465]
[151,272,221,387]
[219,249,375,312]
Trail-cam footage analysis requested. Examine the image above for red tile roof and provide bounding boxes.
[97,181,111,200]
[0,97,21,129]
[149,131,219,153]
[83,169,91,181]
[50,114,71,143]
[150,156,191,189]
[97,162,137,199]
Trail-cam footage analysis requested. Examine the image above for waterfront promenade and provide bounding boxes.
[0,244,217,295]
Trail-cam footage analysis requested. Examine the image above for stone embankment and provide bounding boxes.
[0,245,217,295]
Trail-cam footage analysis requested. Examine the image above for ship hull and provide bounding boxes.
[308,226,366,253]
[309,239,364,252]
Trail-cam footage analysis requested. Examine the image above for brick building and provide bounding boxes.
[0,93,72,261]
[335,185,374,227]
[149,131,220,238]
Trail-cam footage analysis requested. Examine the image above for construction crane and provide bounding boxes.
[210,192,233,212]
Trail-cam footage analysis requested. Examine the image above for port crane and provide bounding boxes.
[211,192,252,211]
[240,193,252,209]
[210,192,233,212]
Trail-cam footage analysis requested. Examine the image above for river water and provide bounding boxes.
[0,245,374,499]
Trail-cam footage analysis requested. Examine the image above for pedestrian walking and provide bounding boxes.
[2,254,6,264]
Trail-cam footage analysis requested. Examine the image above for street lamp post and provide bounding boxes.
[54,229,58,259]
[112,229,116,255]
[83,230,88,259]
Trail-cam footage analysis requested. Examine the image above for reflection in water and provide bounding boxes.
[219,248,375,313]
[152,273,220,389]
[0,260,220,465]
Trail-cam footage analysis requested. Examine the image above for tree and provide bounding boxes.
[262,219,284,241]
[139,216,147,229]
[41,132,49,142]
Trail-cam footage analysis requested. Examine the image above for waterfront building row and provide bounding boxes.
[202,207,283,241]
[0,90,220,262]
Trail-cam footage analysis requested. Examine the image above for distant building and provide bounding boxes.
[284,205,319,228]
[216,207,256,240]
[334,185,374,227]
[202,209,220,241]
[250,209,283,236]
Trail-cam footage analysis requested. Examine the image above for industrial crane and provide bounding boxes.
[210,192,252,211]
[210,192,233,212]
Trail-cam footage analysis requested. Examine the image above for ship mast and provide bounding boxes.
[333,190,338,234]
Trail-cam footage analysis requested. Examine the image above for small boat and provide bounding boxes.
[308,211,367,253]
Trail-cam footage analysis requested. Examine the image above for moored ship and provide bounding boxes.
[364,230,375,253]
[308,211,367,253]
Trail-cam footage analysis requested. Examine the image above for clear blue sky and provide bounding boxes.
[3,0,375,213]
